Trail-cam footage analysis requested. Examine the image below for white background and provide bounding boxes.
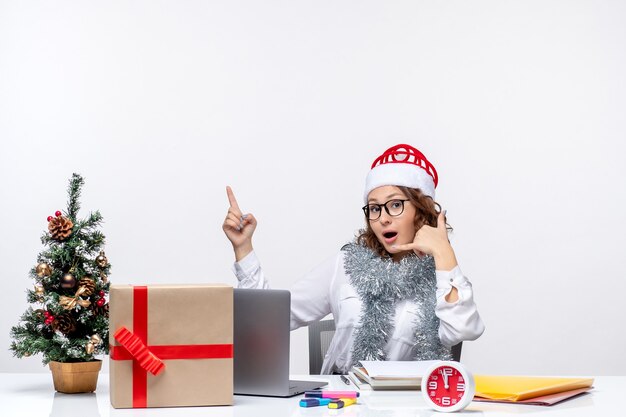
[1,1,625,376]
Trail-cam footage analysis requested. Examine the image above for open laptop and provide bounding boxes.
[233,288,327,397]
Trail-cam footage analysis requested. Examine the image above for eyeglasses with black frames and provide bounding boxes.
[362,199,410,221]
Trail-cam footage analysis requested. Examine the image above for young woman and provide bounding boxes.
[223,144,485,375]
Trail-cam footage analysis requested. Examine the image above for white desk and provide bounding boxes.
[0,373,619,416]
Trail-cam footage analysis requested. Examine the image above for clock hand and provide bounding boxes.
[442,369,449,389]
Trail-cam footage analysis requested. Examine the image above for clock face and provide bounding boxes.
[422,362,475,412]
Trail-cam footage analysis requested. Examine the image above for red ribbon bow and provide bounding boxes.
[114,326,165,375]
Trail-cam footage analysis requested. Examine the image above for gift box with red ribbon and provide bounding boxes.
[109,284,233,408]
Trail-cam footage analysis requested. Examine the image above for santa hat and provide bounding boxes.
[364,144,438,203]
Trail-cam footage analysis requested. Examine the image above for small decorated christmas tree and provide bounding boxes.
[10,173,110,366]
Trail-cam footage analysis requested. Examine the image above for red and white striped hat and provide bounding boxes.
[364,144,438,203]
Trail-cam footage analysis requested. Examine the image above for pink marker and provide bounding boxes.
[304,390,360,399]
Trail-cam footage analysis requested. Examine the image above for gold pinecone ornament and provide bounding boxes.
[78,277,95,296]
[48,214,74,241]
[51,313,77,335]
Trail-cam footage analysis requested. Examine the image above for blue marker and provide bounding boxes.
[299,398,332,408]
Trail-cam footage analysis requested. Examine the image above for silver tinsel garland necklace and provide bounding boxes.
[342,242,452,366]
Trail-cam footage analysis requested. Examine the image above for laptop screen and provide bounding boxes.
[233,288,291,395]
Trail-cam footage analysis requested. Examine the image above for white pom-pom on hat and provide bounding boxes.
[364,144,438,203]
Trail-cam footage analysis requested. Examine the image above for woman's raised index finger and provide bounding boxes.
[226,186,240,210]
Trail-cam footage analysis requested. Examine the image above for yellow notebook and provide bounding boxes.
[474,375,594,401]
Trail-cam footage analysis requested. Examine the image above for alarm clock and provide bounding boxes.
[421,361,475,413]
